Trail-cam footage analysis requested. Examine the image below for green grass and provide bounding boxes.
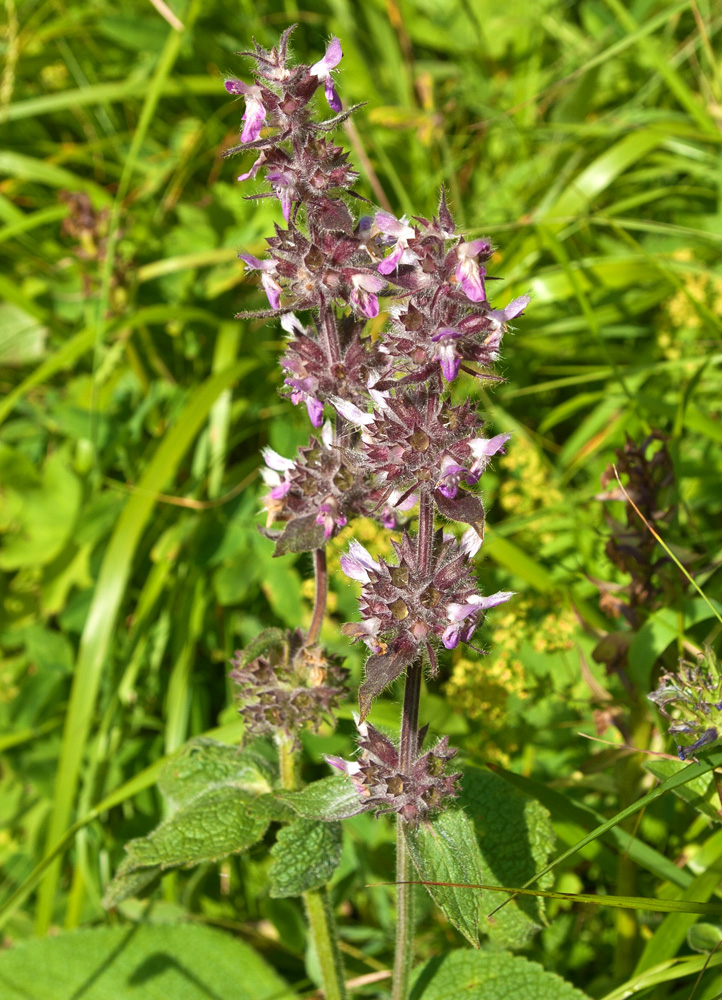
[1,0,722,996]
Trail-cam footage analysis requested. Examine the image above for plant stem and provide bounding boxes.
[392,490,433,1000]
[320,303,341,363]
[304,887,348,1000]
[306,548,328,646]
[278,736,346,999]
[392,816,415,1000]
[416,487,434,578]
[277,733,299,791]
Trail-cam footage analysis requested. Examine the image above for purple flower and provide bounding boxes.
[286,375,324,426]
[340,539,381,584]
[487,294,531,327]
[224,79,267,143]
[468,433,511,477]
[316,497,347,539]
[375,214,416,275]
[460,526,483,558]
[237,151,267,183]
[431,328,464,381]
[326,719,460,823]
[331,396,375,427]
[350,272,385,319]
[239,253,282,309]
[279,311,307,336]
[261,447,295,499]
[442,591,514,649]
[455,239,491,302]
[310,38,343,111]
[437,454,478,500]
[267,168,295,221]
[379,489,417,529]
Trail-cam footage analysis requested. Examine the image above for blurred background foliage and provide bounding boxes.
[1,0,722,994]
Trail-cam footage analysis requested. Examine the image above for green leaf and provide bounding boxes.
[0,303,47,365]
[158,738,276,812]
[644,757,722,824]
[274,775,365,821]
[0,924,294,999]
[688,923,722,953]
[487,764,693,890]
[404,808,484,948]
[103,786,269,908]
[234,628,287,669]
[269,819,343,898]
[410,948,591,999]
[273,512,327,556]
[459,768,555,949]
[0,451,81,570]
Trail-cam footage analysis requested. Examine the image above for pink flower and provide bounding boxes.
[431,328,464,381]
[260,447,295,499]
[224,79,267,143]
[455,239,491,302]
[310,38,343,111]
[266,168,296,221]
[340,539,381,584]
[487,294,530,327]
[350,272,385,319]
[375,213,416,275]
[468,433,511,476]
[239,253,282,309]
[442,591,514,649]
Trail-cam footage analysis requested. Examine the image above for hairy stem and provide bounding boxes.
[392,807,416,1000]
[416,487,434,578]
[320,303,341,363]
[277,733,347,999]
[304,888,348,1000]
[306,548,328,646]
[392,491,433,999]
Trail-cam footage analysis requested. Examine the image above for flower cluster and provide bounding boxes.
[649,649,722,760]
[226,28,527,819]
[230,629,348,748]
[327,720,460,824]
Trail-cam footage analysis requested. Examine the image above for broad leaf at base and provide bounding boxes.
[410,949,592,1000]
[404,807,484,947]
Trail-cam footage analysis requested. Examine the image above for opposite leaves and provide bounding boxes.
[103,739,274,908]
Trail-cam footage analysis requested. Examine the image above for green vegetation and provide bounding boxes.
[1,1,722,998]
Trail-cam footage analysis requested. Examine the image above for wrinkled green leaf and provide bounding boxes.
[459,768,555,949]
[405,808,484,947]
[273,513,327,556]
[158,737,276,812]
[103,787,269,907]
[410,949,591,999]
[274,775,365,822]
[269,819,342,898]
[0,924,294,999]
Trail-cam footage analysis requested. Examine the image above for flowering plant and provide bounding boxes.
[103,29,532,1000]
[224,28,526,997]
